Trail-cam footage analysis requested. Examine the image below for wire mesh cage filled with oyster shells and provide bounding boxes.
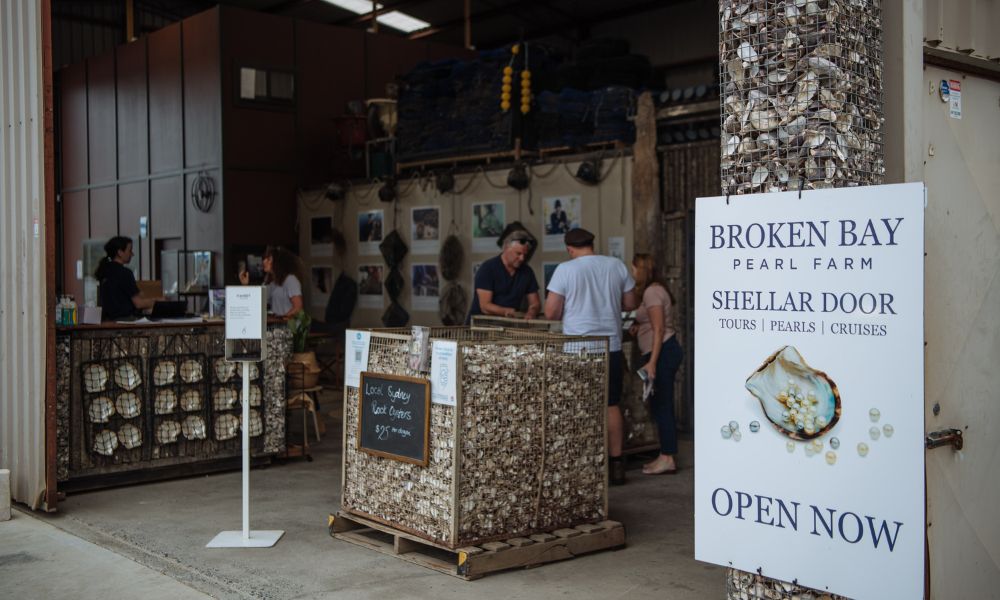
[209,355,265,451]
[342,327,608,549]
[719,0,884,194]
[150,354,211,458]
[81,358,146,464]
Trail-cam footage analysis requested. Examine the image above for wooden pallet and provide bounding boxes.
[328,511,626,580]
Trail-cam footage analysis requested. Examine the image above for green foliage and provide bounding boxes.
[287,311,312,353]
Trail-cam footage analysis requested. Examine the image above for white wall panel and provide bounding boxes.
[1,0,49,509]
[921,64,1000,599]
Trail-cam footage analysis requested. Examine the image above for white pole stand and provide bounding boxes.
[207,361,284,548]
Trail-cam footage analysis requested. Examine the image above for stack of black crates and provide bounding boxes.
[396,41,648,162]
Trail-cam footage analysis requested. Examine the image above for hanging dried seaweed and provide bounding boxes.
[385,268,405,300]
[438,282,468,325]
[379,230,408,269]
[439,235,465,281]
[381,301,410,327]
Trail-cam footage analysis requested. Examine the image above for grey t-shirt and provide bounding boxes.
[547,255,635,351]
[268,274,302,316]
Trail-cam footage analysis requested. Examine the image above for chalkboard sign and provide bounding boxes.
[358,372,430,466]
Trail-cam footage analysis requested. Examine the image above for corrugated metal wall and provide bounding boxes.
[1,0,49,509]
[924,0,1000,61]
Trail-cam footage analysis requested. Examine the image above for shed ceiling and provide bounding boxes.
[52,0,681,51]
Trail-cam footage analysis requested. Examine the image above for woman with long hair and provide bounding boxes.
[95,236,158,320]
[239,245,303,319]
[630,253,684,475]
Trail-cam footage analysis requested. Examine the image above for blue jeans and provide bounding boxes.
[641,336,683,455]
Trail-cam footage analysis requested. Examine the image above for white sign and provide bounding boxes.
[430,340,458,406]
[948,79,962,119]
[226,286,263,340]
[345,329,371,388]
[607,236,625,263]
[694,183,925,600]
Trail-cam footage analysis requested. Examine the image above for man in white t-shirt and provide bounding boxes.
[544,228,637,485]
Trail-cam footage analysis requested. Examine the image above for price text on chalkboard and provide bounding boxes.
[358,372,430,466]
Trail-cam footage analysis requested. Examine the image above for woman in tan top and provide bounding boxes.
[630,253,684,475]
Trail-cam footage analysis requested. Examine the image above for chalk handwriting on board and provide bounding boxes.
[358,372,429,465]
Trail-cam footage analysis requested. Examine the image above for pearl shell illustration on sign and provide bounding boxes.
[745,345,841,440]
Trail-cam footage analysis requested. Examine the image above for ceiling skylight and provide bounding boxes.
[321,0,431,33]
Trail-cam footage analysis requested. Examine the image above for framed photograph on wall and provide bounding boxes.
[358,210,384,256]
[608,236,625,263]
[411,264,440,311]
[358,264,384,309]
[471,202,505,253]
[310,216,335,256]
[543,195,582,251]
[410,206,440,255]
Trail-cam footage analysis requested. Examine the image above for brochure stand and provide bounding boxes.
[207,286,284,548]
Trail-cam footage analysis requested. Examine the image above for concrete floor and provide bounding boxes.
[11,391,723,599]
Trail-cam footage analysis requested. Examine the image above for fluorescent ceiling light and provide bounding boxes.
[376,11,430,33]
[321,0,431,33]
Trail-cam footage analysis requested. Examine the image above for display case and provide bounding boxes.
[160,250,212,298]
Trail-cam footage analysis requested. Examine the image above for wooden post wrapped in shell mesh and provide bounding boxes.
[719,0,884,194]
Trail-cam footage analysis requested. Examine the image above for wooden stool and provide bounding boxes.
[285,386,322,461]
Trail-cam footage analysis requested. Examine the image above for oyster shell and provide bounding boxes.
[153,361,176,386]
[214,357,236,383]
[180,389,202,411]
[745,346,840,440]
[182,415,206,440]
[179,359,203,383]
[118,424,143,449]
[93,429,119,456]
[213,388,239,411]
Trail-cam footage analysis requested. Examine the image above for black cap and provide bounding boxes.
[564,228,595,247]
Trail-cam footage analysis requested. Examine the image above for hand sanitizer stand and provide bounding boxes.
[207,286,284,548]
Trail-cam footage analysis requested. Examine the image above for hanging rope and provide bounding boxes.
[453,169,479,195]
[479,165,509,190]
[530,162,560,179]
[350,178,383,205]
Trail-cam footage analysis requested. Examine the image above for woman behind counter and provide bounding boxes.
[630,253,684,475]
[96,236,158,320]
[239,245,303,319]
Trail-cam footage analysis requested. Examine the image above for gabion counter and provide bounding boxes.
[56,321,291,491]
[341,327,609,549]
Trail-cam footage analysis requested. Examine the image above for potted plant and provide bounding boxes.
[286,311,320,389]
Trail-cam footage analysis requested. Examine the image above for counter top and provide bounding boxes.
[57,317,288,332]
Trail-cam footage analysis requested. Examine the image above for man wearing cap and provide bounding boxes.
[466,229,541,323]
[545,228,637,485]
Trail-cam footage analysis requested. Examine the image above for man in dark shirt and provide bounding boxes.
[466,230,540,323]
